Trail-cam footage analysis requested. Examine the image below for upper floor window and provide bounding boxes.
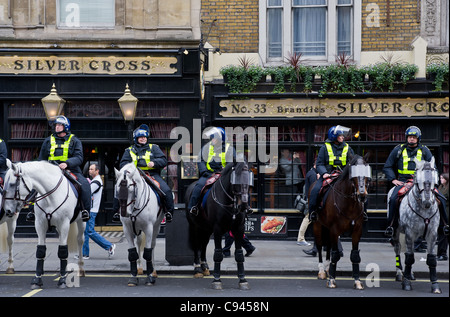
[57,0,115,29]
[261,0,361,65]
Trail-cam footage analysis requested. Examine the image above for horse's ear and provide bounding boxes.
[363,152,370,162]
[430,156,435,167]
[6,159,16,172]
[114,168,120,180]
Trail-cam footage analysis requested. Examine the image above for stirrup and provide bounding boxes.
[385,226,394,237]
[444,225,449,236]
[165,211,173,223]
[81,210,90,222]
[309,211,318,221]
[189,206,199,216]
[112,212,121,223]
[26,212,35,222]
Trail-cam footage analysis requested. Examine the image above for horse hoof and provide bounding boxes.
[194,272,204,278]
[327,279,337,288]
[128,277,139,287]
[354,280,364,290]
[402,280,412,291]
[5,268,15,274]
[395,273,403,282]
[151,270,158,278]
[212,281,223,290]
[137,268,144,275]
[145,276,156,286]
[58,282,67,289]
[431,283,442,294]
[31,277,43,289]
[318,272,327,280]
[203,269,210,276]
[239,282,250,290]
[78,269,85,277]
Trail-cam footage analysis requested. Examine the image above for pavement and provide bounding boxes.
[1,232,448,279]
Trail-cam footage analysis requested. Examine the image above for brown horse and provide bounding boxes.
[312,154,371,289]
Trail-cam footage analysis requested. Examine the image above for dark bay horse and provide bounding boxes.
[185,159,253,290]
[311,154,371,289]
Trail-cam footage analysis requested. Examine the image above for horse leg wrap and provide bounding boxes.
[350,250,361,280]
[35,245,46,277]
[235,249,246,280]
[329,250,341,280]
[58,245,69,276]
[143,248,154,276]
[404,252,415,280]
[426,254,438,283]
[213,249,223,280]
[128,247,139,276]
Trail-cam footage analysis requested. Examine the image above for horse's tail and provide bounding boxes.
[68,222,79,253]
[0,222,8,253]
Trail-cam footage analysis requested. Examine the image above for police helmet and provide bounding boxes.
[53,115,71,132]
[133,124,150,144]
[204,127,226,142]
[405,126,421,141]
[327,125,351,142]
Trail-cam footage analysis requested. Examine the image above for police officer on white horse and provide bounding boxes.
[384,126,449,237]
[119,124,174,222]
[27,115,90,222]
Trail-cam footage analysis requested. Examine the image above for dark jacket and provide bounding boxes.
[305,167,318,195]
[198,142,236,176]
[120,143,167,175]
[0,139,7,179]
[383,143,433,182]
[316,140,355,176]
[39,133,83,174]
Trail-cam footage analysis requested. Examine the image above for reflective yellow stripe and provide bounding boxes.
[398,147,422,175]
[48,134,74,162]
[206,143,230,172]
[129,144,153,170]
[325,143,349,167]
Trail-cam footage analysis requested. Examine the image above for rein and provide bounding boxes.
[406,184,438,237]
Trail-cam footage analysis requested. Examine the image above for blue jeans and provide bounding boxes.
[83,212,112,256]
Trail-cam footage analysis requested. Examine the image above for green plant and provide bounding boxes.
[394,63,418,86]
[318,64,365,95]
[427,62,449,91]
[219,63,265,93]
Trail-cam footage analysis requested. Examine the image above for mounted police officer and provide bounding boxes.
[188,127,236,215]
[383,126,449,237]
[309,125,356,221]
[27,115,90,222]
[119,124,174,222]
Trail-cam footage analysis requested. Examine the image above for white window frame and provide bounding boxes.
[56,0,115,29]
[259,0,361,66]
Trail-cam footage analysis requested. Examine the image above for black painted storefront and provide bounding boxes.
[0,48,202,236]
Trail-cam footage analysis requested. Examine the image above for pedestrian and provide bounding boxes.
[78,163,115,260]
[27,116,90,222]
[437,173,449,261]
[296,161,318,246]
[383,126,448,237]
[222,231,256,257]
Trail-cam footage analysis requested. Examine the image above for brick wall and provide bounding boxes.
[362,0,421,51]
[201,0,259,53]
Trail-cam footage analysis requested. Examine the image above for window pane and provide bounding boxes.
[293,0,326,6]
[58,0,115,28]
[337,6,352,54]
[293,7,326,56]
[268,0,282,6]
[338,0,352,4]
[268,8,283,58]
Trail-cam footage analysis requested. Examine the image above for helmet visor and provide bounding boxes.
[333,125,352,139]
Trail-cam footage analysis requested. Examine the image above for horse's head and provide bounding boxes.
[348,154,371,203]
[114,163,139,217]
[414,157,438,209]
[229,157,254,213]
[1,160,34,217]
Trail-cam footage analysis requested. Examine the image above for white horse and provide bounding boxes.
[2,160,85,289]
[387,157,442,294]
[114,163,164,286]
[0,190,19,274]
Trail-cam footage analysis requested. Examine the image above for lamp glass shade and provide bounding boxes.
[41,84,65,120]
[118,84,138,121]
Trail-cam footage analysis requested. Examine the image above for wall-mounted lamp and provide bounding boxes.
[117,83,138,122]
[41,83,65,120]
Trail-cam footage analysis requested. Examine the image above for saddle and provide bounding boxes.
[137,168,165,208]
[199,173,221,209]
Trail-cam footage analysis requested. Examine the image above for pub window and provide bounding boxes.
[57,0,115,29]
[261,0,361,64]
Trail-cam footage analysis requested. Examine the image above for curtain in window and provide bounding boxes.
[293,6,326,56]
[268,7,283,58]
[59,0,115,27]
[337,5,352,54]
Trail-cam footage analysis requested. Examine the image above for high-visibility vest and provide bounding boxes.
[128,144,154,170]
[325,142,349,167]
[48,134,74,162]
[398,147,423,175]
[206,143,230,172]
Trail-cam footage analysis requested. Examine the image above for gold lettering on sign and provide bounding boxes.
[0,56,178,75]
[219,98,449,118]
